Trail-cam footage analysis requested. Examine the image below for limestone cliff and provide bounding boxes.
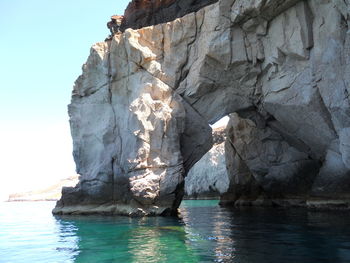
[54,0,350,215]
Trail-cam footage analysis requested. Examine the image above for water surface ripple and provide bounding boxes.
[1,200,350,262]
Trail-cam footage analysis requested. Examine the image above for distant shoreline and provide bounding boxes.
[7,176,79,203]
[6,199,58,202]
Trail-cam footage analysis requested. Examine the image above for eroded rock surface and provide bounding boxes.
[54,0,350,215]
[53,26,213,216]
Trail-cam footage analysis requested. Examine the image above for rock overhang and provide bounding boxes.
[54,0,350,215]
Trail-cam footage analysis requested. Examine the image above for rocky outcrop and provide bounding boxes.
[53,28,213,216]
[218,0,350,208]
[120,0,218,31]
[54,0,350,215]
[222,113,321,206]
[185,127,229,199]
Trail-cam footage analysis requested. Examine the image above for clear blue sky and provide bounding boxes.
[0,0,130,123]
[0,0,130,199]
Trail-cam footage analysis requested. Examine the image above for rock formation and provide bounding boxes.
[54,0,350,215]
[185,126,229,199]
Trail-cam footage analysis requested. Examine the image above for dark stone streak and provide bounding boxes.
[120,0,218,31]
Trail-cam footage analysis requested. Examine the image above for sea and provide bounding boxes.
[1,200,350,263]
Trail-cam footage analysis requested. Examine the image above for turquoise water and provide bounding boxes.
[1,201,350,262]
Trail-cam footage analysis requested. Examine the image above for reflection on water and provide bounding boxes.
[56,214,200,263]
[1,200,350,262]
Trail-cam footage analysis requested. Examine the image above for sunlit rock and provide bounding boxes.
[54,0,350,215]
[185,126,229,199]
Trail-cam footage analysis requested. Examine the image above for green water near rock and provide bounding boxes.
[1,200,350,262]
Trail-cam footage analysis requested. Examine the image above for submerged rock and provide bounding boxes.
[54,0,350,215]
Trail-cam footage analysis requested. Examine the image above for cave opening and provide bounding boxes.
[183,115,230,202]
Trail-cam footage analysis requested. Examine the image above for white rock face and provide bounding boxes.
[54,22,213,216]
[185,142,229,197]
[185,127,229,198]
[54,0,350,215]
